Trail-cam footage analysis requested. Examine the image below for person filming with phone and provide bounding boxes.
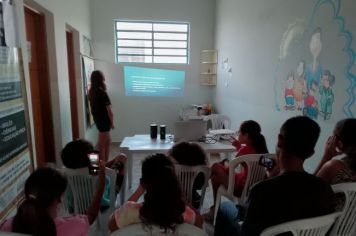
[61,139,127,211]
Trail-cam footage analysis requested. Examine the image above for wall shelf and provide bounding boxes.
[200,50,217,85]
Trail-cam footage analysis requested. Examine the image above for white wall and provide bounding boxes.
[213,0,356,172]
[15,0,95,165]
[89,0,216,141]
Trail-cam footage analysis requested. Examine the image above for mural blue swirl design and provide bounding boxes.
[312,0,356,117]
[274,0,356,117]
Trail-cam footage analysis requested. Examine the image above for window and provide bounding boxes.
[115,20,189,64]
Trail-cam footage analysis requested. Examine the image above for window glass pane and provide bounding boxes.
[116,22,152,31]
[115,21,189,64]
[118,48,152,55]
[154,41,186,48]
[153,56,187,64]
[154,49,187,56]
[154,33,187,40]
[117,40,152,47]
[153,23,188,32]
[118,55,152,63]
[117,32,152,39]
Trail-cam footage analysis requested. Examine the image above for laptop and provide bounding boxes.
[173,120,208,142]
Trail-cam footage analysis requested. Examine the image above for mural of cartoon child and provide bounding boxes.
[319,70,335,120]
[293,60,306,110]
[303,80,319,119]
[305,28,323,91]
[284,72,295,110]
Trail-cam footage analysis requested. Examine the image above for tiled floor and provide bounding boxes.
[110,142,232,235]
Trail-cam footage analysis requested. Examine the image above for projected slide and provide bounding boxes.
[124,66,185,97]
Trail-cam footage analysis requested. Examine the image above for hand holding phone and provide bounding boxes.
[88,152,99,175]
[259,155,275,170]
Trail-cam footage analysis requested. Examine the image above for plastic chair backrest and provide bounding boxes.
[175,164,211,210]
[260,212,340,236]
[205,114,231,130]
[330,182,356,236]
[228,154,272,203]
[61,167,117,214]
[110,223,206,236]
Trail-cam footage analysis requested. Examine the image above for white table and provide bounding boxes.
[119,134,236,204]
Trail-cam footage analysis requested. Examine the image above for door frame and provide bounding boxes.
[23,0,62,165]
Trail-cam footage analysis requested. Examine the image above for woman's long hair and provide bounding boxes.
[12,167,67,236]
[239,120,269,153]
[139,154,186,232]
[88,70,106,101]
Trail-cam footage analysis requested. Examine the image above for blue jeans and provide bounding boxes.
[214,201,241,236]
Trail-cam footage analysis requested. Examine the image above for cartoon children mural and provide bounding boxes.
[319,70,335,120]
[280,27,337,121]
[284,72,295,110]
[293,61,306,110]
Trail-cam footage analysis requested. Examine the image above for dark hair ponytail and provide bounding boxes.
[252,133,269,154]
[13,198,56,236]
[12,167,67,236]
[239,120,269,154]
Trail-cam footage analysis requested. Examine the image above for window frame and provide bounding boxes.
[114,20,190,64]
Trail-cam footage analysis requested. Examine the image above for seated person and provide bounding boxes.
[168,141,208,209]
[0,166,105,236]
[109,153,203,233]
[215,116,336,236]
[61,139,126,210]
[206,120,268,220]
[314,118,356,184]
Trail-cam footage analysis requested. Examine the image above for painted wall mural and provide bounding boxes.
[274,0,356,121]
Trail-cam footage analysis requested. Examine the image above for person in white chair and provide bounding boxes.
[0,166,105,236]
[168,141,208,209]
[109,154,203,233]
[61,139,126,211]
[214,116,336,236]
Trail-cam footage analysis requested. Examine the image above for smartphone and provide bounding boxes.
[88,152,99,175]
[259,155,275,170]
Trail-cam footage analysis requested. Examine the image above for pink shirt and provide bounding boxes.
[0,215,89,236]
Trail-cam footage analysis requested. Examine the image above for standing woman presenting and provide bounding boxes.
[89,70,114,162]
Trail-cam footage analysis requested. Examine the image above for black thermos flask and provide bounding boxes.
[160,125,166,140]
[150,124,158,139]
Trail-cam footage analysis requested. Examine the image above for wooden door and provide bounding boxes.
[66,30,79,139]
[24,7,55,165]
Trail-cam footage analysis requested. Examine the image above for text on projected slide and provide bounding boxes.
[124,66,185,97]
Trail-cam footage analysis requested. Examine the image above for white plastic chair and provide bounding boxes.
[206,114,231,130]
[62,167,117,213]
[213,154,274,225]
[329,182,356,236]
[60,167,117,235]
[175,164,211,210]
[110,223,207,236]
[260,212,340,236]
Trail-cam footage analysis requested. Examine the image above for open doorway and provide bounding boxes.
[24,6,55,166]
